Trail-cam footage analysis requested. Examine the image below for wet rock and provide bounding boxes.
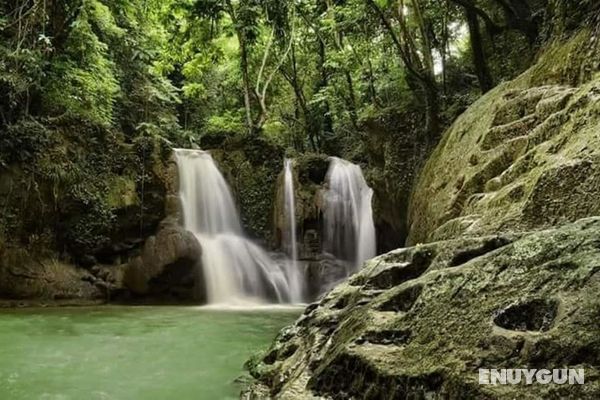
[305,254,348,300]
[493,298,559,332]
[244,218,600,399]
[0,247,103,300]
[123,220,203,301]
[301,229,321,260]
[377,284,424,312]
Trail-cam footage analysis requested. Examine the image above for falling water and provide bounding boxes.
[323,157,376,272]
[174,149,301,305]
[282,159,303,300]
[283,159,298,263]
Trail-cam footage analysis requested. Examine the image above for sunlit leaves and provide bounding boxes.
[87,0,126,40]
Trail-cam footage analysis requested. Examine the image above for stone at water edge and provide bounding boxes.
[123,219,203,301]
[245,217,600,399]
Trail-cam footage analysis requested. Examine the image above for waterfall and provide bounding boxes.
[323,157,376,272]
[174,149,301,305]
[282,159,303,301]
[283,159,298,263]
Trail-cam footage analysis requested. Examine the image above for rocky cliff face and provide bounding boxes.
[361,111,425,252]
[245,218,600,399]
[206,135,285,244]
[0,123,187,304]
[408,31,600,245]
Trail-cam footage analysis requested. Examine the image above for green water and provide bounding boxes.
[0,306,300,400]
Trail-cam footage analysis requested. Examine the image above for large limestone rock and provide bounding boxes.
[123,220,203,301]
[245,218,600,399]
[408,31,600,244]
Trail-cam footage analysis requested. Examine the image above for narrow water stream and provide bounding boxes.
[0,307,299,400]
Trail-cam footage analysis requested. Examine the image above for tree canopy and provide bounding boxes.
[1,0,596,156]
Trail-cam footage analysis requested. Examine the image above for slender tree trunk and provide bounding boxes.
[421,75,439,146]
[288,43,311,150]
[344,70,359,129]
[466,8,493,92]
[238,32,254,134]
[441,2,449,95]
[326,0,358,130]
[410,0,434,74]
[494,0,537,43]
[227,0,254,135]
[366,58,380,107]
[318,39,333,137]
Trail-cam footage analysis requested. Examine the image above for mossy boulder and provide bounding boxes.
[361,110,424,251]
[408,31,600,245]
[244,218,600,399]
[123,219,202,302]
[0,118,171,263]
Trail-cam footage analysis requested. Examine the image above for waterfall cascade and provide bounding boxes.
[282,159,303,299]
[174,149,301,305]
[323,157,376,272]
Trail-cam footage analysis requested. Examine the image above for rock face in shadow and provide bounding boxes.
[123,219,203,302]
[244,218,600,399]
[304,254,349,301]
[0,247,106,301]
[0,136,176,303]
[408,32,600,245]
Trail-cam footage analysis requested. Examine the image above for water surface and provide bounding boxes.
[0,306,300,399]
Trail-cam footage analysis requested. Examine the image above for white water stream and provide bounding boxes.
[282,158,303,300]
[323,157,376,272]
[174,149,302,305]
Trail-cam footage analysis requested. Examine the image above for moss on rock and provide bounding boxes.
[245,218,600,399]
[408,31,600,244]
[0,117,173,300]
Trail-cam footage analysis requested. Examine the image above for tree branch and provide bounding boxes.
[256,27,275,95]
[449,0,504,36]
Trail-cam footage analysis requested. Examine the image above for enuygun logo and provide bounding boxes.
[479,369,585,385]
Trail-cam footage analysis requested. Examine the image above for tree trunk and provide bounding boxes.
[344,70,359,130]
[466,8,493,92]
[421,75,439,145]
[315,0,333,141]
[495,0,537,43]
[366,0,440,141]
[227,0,254,135]
[366,58,380,107]
[238,31,255,135]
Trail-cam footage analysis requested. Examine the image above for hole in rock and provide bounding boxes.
[365,259,430,290]
[494,299,559,332]
[263,342,299,365]
[378,284,424,313]
[331,297,347,310]
[304,302,320,315]
[308,352,443,399]
[450,237,512,267]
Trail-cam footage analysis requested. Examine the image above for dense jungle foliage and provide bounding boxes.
[0,0,597,258]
